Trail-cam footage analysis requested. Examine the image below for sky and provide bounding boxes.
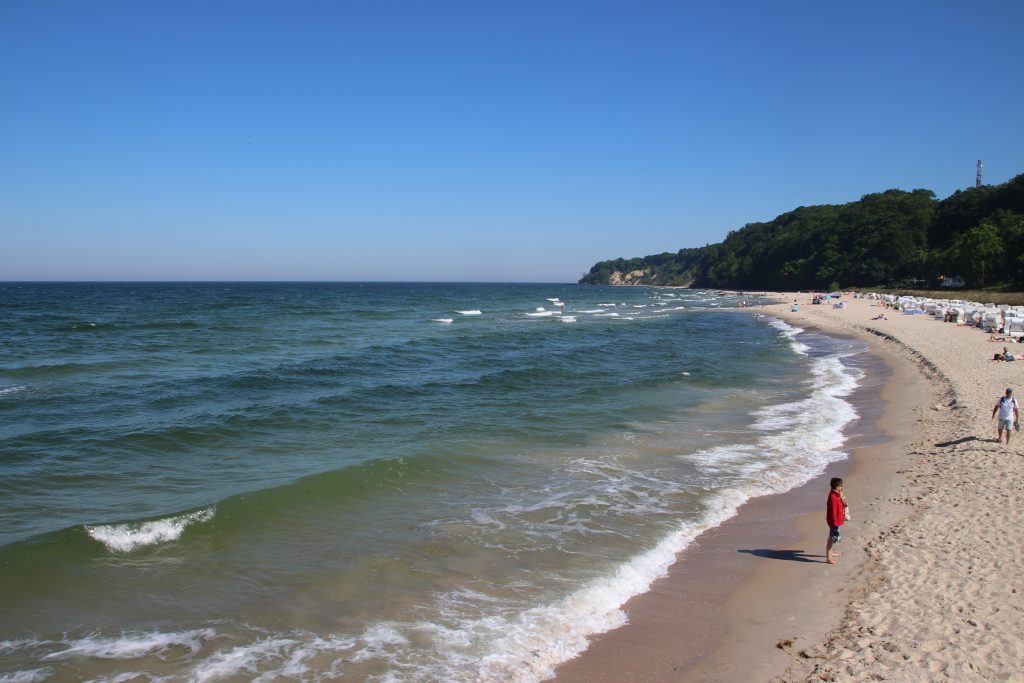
[2,1,1023,282]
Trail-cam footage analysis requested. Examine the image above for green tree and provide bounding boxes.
[946,222,1003,287]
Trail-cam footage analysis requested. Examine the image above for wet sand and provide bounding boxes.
[555,294,1023,681]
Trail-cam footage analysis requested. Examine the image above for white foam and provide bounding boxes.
[687,345,862,497]
[576,309,604,314]
[456,310,482,316]
[526,311,559,317]
[0,385,26,397]
[0,669,53,683]
[432,318,453,324]
[766,318,809,355]
[389,488,750,683]
[189,637,301,683]
[85,507,215,553]
[535,307,546,312]
[546,298,561,303]
[43,628,215,661]
[597,303,617,307]
[559,316,576,323]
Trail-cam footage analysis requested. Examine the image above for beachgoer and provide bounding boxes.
[992,388,1019,445]
[791,300,799,312]
[825,477,847,564]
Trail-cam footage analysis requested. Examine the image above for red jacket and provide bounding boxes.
[826,490,845,527]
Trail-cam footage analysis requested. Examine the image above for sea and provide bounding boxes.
[0,283,869,682]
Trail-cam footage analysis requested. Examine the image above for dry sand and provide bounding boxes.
[554,294,1024,682]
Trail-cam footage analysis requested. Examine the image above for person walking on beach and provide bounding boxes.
[991,387,1019,445]
[825,477,847,564]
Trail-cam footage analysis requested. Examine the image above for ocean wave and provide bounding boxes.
[766,318,810,355]
[0,668,52,683]
[432,318,453,324]
[337,488,750,683]
[559,316,577,323]
[189,636,311,682]
[688,345,862,495]
[0,385,27,397]
[85,507,216,553]
[42,628,216,661]
[455,310,482,316]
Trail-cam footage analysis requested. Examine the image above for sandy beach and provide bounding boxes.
[555,293,1024,681]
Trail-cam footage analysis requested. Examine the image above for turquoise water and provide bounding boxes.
[0,283,865,681]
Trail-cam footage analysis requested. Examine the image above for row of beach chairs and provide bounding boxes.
[863,294,1024,336]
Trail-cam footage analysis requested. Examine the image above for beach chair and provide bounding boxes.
[1007,317,1024,338]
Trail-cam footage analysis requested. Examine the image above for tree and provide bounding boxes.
[946,222,1003,287]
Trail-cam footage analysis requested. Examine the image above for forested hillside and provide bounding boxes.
[580,172,1024,290]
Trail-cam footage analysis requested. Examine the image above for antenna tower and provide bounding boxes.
[976,159,983,188]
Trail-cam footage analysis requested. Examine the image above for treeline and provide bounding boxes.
[580,172,1024,291]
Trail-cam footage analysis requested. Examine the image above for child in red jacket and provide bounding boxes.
[826,477,848,564]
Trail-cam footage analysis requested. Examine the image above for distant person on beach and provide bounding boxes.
[991,388,1019,445]
[791,300,799,312]
[991,347,1018,362]
[825,477,848,564]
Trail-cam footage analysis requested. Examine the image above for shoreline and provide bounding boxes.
[554,294,1023,681]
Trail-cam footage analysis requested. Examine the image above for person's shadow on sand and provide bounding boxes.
[738,549,822,563]
[935,436,979,447]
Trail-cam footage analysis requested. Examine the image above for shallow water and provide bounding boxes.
[0,283,865,681]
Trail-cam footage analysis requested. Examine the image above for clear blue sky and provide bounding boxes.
[2,1,1022,282]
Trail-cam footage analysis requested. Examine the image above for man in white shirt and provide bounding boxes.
[991,387,1019,445]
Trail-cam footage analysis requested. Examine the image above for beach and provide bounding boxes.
[4,284,1021,680]
[555,294,1024,681]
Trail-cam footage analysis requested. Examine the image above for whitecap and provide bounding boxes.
[559,316,576,323]
[0,385,27,397]
[432,319,454,324]
[85,507,215,553]
[456,310,482,316]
